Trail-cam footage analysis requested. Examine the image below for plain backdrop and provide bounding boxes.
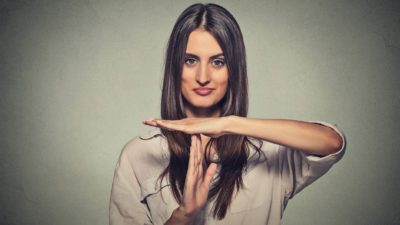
[1,0,399,224]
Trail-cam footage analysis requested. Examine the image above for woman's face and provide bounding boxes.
[181,28,228,117]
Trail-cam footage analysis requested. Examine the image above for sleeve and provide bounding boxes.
[279,121,346,199]
[109,148,153,225]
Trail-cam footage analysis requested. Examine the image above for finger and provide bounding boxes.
[159,119,204,135]
[203,163,218,190]
[159,119,184,125]
[156,120,187,132]
[198,135,206,163]
[182,136,198,203]
[193,135,199,175]
[196,135,202,163]
[195,135,203,176]
[194,135,201,176]
[188,135,196,176]
[142,119,158,127]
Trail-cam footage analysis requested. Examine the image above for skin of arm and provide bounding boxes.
[143,116,343,224]
[225,116,343,156]
[163,208,192,225]
[143,116,343,157]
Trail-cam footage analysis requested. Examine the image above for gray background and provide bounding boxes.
[1,0,399,225]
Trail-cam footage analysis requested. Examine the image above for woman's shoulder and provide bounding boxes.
[123,128,163,148]
[120,128,169,166]
[117,128,169,184]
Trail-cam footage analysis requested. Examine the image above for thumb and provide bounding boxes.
[202,163,218,190]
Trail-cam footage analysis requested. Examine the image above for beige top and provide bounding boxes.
[109,122,345,225]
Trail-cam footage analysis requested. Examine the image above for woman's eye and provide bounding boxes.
[184,58,197,65]
[212,59,225,68]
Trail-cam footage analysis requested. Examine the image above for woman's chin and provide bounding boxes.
[188,102,219,110]
[184,101,221,116]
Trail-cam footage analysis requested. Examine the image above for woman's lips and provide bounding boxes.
[193,88,215,96]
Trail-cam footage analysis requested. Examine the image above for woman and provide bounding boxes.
[109,3,345,225]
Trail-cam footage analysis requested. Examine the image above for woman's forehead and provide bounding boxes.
[186,29,223,57]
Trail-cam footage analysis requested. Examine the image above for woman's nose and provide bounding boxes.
[196,63,211,86]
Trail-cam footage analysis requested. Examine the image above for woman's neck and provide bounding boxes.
[184,104,221,118]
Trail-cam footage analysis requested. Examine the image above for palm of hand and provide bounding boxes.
[143,118,221,218]
[179,135,218,218]
[143,117,227,138]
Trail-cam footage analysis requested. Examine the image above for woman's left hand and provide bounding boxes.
[143,117,229,138]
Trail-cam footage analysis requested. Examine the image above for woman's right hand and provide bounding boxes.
[165,135,218,225]
[180,135,218,216]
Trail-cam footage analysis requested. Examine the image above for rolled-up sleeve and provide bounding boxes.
[109,148,153,225]
[279,121,346,199]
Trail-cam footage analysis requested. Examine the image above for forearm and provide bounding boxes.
[224,116,343,156]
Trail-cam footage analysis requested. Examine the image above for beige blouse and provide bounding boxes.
[109,122,346,225]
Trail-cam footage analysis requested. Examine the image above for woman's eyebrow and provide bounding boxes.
[210,53,224,59]
[185,53,199,59]
[185,52,224,59]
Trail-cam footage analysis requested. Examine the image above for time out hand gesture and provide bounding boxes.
[143,117,229,138]
[178,135,218,220]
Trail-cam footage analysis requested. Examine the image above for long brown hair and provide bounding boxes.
[159,3,261,219]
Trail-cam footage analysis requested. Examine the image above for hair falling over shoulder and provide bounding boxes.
[158,3,263,219]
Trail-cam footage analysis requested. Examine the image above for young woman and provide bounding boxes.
[109,3,346,225]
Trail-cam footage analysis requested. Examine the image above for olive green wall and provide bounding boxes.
[1,0,399,224]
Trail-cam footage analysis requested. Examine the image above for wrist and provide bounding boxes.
[170,207,193,225]
[224,115,240,135]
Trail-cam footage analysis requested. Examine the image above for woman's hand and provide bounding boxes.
[164,135,218,225]
[143,117,229,138]
[181,135,218,216]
